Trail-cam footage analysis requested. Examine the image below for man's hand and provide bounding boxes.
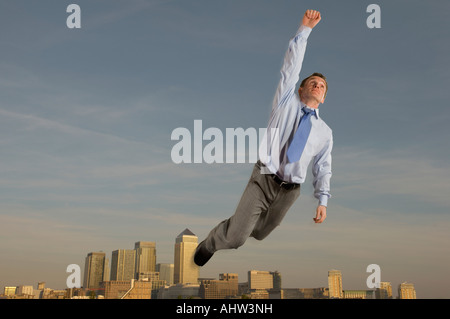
[313,205,327,224]
[302,9,321,29]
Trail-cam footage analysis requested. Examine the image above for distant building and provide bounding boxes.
[238,282,249,296]
[104,280,152,299]
[376,282,393,299]
[200,273,238,299]
[398,282,417,299]
[134,241,156,278]
[110,249,136,281]
[240,270,282,299]
[3,287,16,296]
[135,271,165,298]
[83,252,109,289]
[343,290,374,299]
[248,270,276,290]
[157,283,200,299]
[41,289,67,299]
[137,271,159,281]
[247,289,270,299]
[157,263,174,286]
[174,228,199,284]
[16,285,33,296]
[272,271,282,290]
[328,269,343,299]
[269,288,328,299]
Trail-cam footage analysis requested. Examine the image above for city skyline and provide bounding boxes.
[2,230,419,299]
[1,1,450,299]
[2,264,417,300]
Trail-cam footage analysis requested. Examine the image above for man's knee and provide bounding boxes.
[251,229,269,241]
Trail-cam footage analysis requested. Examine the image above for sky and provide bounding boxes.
[0,0,449,299]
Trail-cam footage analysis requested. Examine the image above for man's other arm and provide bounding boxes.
[312,135,333,223]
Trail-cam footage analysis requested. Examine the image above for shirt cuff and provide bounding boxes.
[319,195,329,207]
[297,25,312,39]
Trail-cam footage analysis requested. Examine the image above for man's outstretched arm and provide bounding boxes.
[272,10,322,112]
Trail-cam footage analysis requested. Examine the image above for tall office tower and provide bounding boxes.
[157,263,174,286]
[134,241,156,279]
[174,228,199,284]
[376,282,393,299]
[83,252,109,289]
[398,282,417,299]
[328,269,343,299]
[110,249,136,281]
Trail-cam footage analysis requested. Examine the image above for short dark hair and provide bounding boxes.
[299,73,328,97]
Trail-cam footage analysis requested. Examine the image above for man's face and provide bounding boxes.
[299,76,327,105]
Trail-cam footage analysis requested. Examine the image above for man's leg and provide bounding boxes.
[203,161,269,253]
[195,161,300,266]
[251,184,300,241]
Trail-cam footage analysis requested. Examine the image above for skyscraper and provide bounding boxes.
[157,263,174,286]
[83,252,109,289]
[110,249,136,281]
[134,241,156,278]
[328,269,343,299]
[174,228,199,284]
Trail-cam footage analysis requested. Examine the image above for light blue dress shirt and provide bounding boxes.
[259,25,333,207]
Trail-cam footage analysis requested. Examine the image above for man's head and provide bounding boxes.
[298,73,328,107]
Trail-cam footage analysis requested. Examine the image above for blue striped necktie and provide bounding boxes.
[287,107,316,163]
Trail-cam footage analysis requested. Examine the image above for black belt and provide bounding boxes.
[271,174,300,190]
[257,161,299,190]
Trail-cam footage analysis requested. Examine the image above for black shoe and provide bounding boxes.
[194,240,214,267]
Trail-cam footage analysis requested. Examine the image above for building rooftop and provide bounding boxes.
[177,228,196,238]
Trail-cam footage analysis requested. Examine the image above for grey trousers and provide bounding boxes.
[204,160,301,253]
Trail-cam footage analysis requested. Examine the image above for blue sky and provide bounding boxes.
[1,0,450,298]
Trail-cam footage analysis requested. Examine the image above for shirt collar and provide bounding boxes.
[300,101,320,119]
